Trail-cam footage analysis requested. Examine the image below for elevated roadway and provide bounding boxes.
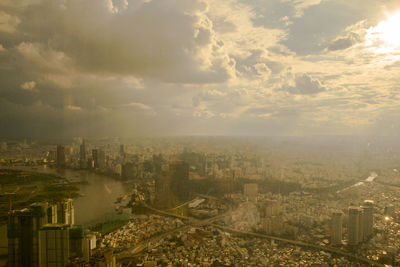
[118,204,383,266]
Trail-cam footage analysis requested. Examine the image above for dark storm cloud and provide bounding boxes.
[3,0,229,84]
[0,0,235,138]
[0,97,164,139]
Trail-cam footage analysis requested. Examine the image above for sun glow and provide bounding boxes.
[366,11,400,53]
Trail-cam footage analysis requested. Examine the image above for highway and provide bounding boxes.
[210,224,384,267]
[117,204,233,260]
[118,204,384,266]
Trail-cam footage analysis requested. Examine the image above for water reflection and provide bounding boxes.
[8,166,128,225]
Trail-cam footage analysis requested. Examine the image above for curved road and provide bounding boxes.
[117,204,233,260]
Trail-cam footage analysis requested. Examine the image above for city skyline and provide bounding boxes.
[2,137,399,265]
[1,0,400,138]
[2,1,400,263]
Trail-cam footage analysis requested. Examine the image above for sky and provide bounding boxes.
[1,0,400,139]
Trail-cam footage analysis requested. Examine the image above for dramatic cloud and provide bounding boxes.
[14,0,232,83]
[1,0,400,138]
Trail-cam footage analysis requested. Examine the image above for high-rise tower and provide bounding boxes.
[38,224,70,267]
[348,206,362,246]
[92,149,105,169]
[56,145,66,168]
[169,161,190,201]
[79,139,86,169]
[362,200,374,239]
[331,211,342,246]
[8,202,48,267]
[57,199,74,226]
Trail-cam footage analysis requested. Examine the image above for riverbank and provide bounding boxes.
[0,169,79,222]
[1,165,130,225]
[0,165,131,265]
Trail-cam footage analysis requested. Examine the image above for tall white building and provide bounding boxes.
[57,199,74,225]
[47,204,57,224]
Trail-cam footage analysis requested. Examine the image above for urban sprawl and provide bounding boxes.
[0,137,400,266]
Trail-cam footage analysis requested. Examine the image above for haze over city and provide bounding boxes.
[1,1,400,267]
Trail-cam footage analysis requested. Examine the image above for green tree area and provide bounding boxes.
[0,169,79,222]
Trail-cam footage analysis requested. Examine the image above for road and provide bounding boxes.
[117,204,233,260]
[211,224,384,267]
[117,204,383,266]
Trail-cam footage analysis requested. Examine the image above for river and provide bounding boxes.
[10,165,130,225]
[0,166,130,266]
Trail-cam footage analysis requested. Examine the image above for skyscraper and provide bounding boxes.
[169,161,190,201]
[262,199,282,235]
[362,200,374,239]
[8,209,34,267]
[56,145,66,168]
[30,203,49,266]
[57,199,74,226]
[79,139,86,169]
[120,144,125,158]
[331,211,342,246]
[69,225,84,258]
[92,149,106,169]
[47,204,57,224]
[38,224,70,267]
[8,202,48,267]
[83,232,96,261]
[358,208,364,243]
[154,171,173,209]
[92,149,98,169]
[98,149,106,169]
[348,206,362,246]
